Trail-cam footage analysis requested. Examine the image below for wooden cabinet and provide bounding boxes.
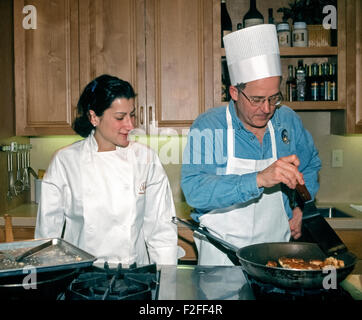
[143,0,214,134]
[14,0,214,135]
[215,0,361,134]
[14,0,80,135]
[343,0,362,134]
[81,0,214,134]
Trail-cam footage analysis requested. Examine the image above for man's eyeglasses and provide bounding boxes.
[239,90,283,108]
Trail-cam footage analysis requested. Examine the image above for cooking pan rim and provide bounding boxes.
[236,241,357,273]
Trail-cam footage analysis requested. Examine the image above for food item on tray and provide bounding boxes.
[265,256,345,270]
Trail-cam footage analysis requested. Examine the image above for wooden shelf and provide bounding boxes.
[280,47,338,57]
[282,101,345,110]
[220,46,338,58]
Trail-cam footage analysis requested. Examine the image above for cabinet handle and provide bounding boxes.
[149,106,153,123]
[139,106,144,125]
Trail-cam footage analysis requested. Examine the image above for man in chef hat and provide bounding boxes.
[181,25,321,265]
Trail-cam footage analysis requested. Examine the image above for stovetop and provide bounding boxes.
[157,265,355,301]
[59,263,160,300]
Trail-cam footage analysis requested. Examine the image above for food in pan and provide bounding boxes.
[265,256,345,270]
[266,260,278,267]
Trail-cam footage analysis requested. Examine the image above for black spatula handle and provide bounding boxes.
[296,183,312,202]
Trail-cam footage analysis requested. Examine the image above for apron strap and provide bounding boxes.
[226,106,234,159]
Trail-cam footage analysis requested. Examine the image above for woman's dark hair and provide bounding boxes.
[72,74,136,137]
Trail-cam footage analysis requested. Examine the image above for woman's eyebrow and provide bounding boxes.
[114,107,136,115]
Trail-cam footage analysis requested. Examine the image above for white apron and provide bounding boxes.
[195,106,291,265]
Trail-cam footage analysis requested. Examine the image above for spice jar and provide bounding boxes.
[277,22,291,47]
[292,22,308,47]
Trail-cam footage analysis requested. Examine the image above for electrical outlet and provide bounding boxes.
[332,149,343,167]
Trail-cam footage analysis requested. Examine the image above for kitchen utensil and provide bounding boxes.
[21,145,30,190]
[14,149,24,194]
[14,240,53,262]
[9,143,18,196]
[172,217,357,289]
[296,183,347,255]
[6,150,13,200]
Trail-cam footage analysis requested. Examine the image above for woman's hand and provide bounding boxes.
[289,206,303,240]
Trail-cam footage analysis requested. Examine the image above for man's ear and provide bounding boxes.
[229,86,239,101]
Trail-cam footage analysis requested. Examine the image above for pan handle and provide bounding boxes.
[172,217,239,253]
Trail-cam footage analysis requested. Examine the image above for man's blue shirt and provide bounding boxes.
[181,100,321,222]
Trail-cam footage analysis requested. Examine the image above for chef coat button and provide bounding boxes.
[88,226,94,233]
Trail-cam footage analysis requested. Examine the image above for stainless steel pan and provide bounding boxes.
[173,217,357,289]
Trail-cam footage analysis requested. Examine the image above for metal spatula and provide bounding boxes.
[296,184,347,256]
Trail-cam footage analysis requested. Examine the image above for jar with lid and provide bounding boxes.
[292,22,308,47]
[277,22,291,47]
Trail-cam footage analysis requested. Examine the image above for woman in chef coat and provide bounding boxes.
[35,74,179,265]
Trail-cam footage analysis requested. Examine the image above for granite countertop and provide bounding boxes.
[1,201,362,229]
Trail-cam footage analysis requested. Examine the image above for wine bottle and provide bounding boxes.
[310,63,319,101]
[322,63,331,101]
[296,60,306,101]
[330,63,337,101]
[286,65,296,102]
[243,0,264,28]
[221,0,232,48]
[318,64,325,101]
[268,8,274,25]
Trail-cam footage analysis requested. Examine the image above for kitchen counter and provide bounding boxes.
[316,202,362,229]
[158,265,362,300]
[0,203,37,227]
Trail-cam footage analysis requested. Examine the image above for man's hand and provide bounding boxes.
[256,155,304,190]
[289,206,303,240]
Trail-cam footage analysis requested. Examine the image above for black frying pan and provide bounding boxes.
[172,217,357,289]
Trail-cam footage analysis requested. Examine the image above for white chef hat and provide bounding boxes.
[223,24,281,85]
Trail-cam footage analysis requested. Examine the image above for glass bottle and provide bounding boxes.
[296,60,306,101]
[310,63,319,101]
[221,0,232,48]
[286,65,296,102]
[330,63,337,101]
[243,0,264,28]
[318,64,325,101]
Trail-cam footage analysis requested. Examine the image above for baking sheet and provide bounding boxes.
[0,238,96,278]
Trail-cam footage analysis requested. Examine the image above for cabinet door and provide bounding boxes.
[345,0,362,133]
[14,0,79,135]
[145,0,214,134]
[79,0,146,131]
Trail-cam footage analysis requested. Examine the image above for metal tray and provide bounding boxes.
[0,238,96,278]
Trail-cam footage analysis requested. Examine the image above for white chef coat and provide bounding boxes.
[35,132,178,265]
[195,106,291,265]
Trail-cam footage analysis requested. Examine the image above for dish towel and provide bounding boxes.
[350,204,362,212]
